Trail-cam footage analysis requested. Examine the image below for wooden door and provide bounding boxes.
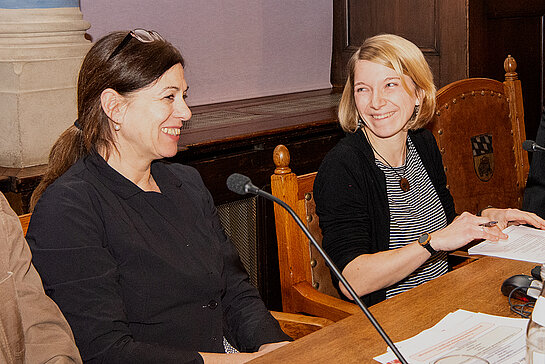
[332,0,468,88]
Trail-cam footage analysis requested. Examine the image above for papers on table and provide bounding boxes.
[468,225,545,263]
[374,309,527,364]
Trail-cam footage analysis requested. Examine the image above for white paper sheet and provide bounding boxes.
[374,310,527,364]
[468,225,545,263]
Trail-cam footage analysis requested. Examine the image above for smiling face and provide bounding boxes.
[114,63,191,165]
[353,60,419,141]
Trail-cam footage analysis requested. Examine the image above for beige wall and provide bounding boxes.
[0,7,90,167]
[80,0,333,106]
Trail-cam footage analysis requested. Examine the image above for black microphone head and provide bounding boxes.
[226,173,251,195]
[523,140,536,152]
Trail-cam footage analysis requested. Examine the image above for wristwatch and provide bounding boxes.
[418,233,436,255]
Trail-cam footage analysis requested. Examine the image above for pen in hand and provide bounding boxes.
[479,221,498,227]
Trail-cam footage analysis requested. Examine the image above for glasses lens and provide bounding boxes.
[108,29,164,61]
[131,29,163,43]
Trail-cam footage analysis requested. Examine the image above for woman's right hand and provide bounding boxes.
[200,352,262,363]
[429,212,508,252]
[201,341,289,363]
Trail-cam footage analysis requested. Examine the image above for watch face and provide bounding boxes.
[419,233,429,244]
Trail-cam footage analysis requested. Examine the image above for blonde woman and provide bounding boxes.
[314,34,545,306]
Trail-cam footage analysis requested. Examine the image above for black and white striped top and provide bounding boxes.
[374,136,448,299]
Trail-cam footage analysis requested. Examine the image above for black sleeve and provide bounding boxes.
[194,170,292,351]
[26,183,204,364]
[314,144,383,281]
[524,110,545,218]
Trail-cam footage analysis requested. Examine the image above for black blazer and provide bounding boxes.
[27,152,289,364]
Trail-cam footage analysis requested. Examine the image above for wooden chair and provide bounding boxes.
[17,212,331,339]
[18,213,31,235]
[269,56,529,320]
[428,55,528,214]
[271,145,359,322]
[270,311,333,339]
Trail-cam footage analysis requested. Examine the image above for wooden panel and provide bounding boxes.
[437,0,469,86]
[484,16,542,141]
[0,165,48,215]
[173,120,342,206]
[332,0,468,88]
[426,56,441,90]
[347,0,437,50]
[331,0,349,85]
[469,0,545,142]
[486,1,545,17]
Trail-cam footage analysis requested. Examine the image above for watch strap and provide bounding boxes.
[418,233,436,254]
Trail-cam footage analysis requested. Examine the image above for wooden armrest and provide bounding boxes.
[291,281,359,322]
[271,311,334,339]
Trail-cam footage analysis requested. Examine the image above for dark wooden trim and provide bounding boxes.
[486,1,545,18]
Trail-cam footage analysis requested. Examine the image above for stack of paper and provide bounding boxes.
[468,225,545,263]
[374,310,527,364]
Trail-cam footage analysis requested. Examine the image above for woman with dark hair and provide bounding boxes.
[314,34,545,307]
[26,30,290,363]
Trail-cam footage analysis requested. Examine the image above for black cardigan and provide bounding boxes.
[313,128,456,306]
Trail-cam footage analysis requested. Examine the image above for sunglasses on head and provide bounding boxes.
[107,29,164,61]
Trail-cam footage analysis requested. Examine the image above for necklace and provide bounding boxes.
[362,126,410,192]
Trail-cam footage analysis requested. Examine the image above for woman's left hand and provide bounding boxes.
[481,208,545,230]
[258,341,290,353]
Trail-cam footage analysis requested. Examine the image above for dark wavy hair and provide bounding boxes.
[31,30,185,209]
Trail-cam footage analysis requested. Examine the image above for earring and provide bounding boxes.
[357,117,364,130]
[409,104,420,121]
[114,124,121,131]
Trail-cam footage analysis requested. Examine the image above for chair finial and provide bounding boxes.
[504,55,518,81]
[273,144,291,175]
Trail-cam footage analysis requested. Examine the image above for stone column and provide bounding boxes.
[0,0,91,168]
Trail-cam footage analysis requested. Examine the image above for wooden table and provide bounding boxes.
[250,257,536,363]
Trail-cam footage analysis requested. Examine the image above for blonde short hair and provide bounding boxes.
[338,34,436,132]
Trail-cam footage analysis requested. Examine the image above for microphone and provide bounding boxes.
[226,173,260,195]
[523,140,545,152]
[226,173,409,364]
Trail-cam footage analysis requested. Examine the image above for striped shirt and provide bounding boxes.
[374,136,448,299]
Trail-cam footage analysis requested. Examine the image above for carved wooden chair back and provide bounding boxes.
[271,145,358,322]
[428,55,528,214]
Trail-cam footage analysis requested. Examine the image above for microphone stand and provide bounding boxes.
[523,140,545,153]
[252,187,409,364]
